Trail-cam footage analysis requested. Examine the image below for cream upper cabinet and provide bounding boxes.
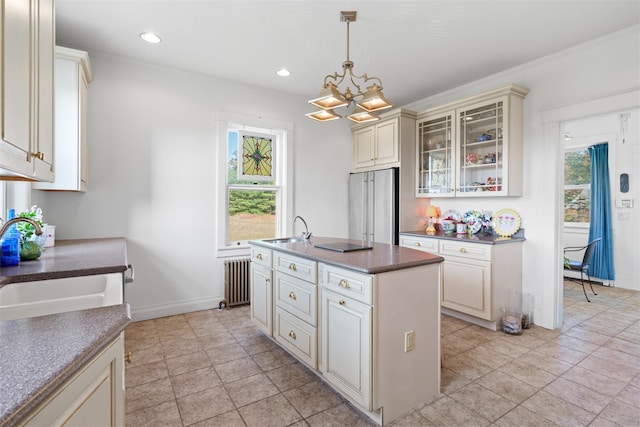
[0,0,55,182]
[34,47,93,191]
[416,84,528,197]
[353,118,398,169]
[352,108,417,172]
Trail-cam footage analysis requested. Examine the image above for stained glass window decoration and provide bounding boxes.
[238,132,274,181]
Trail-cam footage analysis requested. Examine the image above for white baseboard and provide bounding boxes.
[128,295,226,322]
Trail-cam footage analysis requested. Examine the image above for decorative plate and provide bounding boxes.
[462,210,482,234]
[441,209,461,222]
[493,208,521,237]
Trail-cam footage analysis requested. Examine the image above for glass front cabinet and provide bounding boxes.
[416,84,529,197]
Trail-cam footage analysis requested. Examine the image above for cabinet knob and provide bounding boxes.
[289,291,297,300]
[288,330,296,340]
[414,242,421,247]
[338,279,350,289]
[31,151,45,161]
[289,263,297,271]
[339,300,346,305]
[124,352,132,364]
[256,253,263,260]
[459,248,467,253]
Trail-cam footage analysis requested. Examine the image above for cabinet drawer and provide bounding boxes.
[399,235,438,253]
[274,251,317,283]
[274,270,317,326]
[251,246,272,268]
[321,264,372,305]
[275,307,317,369]
[439,240,491,261]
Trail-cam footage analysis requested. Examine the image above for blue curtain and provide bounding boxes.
[588,143,615,280]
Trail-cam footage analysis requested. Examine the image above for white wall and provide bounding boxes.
[31,53,352,320]
[405,25,640,328]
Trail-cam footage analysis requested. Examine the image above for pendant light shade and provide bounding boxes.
[346,107,380,123]
[356,84,393,112]
[305,108,341,122]
[309,83,349,110]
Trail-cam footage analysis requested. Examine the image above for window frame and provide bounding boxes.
[563,145,591,227]
[215,112,293,258]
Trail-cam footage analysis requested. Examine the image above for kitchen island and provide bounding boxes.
[249,236,444,425]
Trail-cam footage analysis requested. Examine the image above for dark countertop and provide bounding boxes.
[0,304,131,427]
[0,238,128,287]
[249,236,444,274]
[400,229,526,245]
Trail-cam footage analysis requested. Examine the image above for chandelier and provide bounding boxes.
[306,11,393,123]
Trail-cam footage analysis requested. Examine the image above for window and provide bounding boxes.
[564,148,591,223]
[216,113,293,256]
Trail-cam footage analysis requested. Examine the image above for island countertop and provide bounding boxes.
[249,236,444,274]
[0,304,131,427]
[0,238,128,287]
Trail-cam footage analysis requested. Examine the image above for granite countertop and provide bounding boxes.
[0,238,128,287]
[400,229,526,244]
[249,236,444,274]
[0,304,131,427]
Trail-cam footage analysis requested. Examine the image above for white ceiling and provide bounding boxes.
[56,0,640,107]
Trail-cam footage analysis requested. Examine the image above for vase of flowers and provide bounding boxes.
[477,211,493,235]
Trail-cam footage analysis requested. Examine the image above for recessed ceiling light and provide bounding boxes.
[277,68,291,77]
[140,32,161,44]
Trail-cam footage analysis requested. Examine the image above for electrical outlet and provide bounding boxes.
[404,330,415,352]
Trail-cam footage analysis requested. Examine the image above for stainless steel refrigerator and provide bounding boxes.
[348,167,399,245]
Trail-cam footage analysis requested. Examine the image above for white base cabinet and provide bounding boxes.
[250,243,441,425]
[23,333,125,427]
[400,233,523,330]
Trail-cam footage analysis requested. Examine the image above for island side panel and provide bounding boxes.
[373,263,441,423]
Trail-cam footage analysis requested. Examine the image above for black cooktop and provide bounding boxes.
[315,242,373,253]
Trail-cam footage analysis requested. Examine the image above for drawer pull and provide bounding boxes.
[256,253,263,260]
[459,248,467,253]
[414,242,421,247]
[289,263,297,271]
[289,291,297,300]
[338,279,350,289]
[289,330,297,340]
[339,300,346,305]
[124,352,132,364]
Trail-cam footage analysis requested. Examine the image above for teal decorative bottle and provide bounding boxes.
[1,209,20,267]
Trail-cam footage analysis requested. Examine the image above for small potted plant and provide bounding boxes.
[16,206,45,260]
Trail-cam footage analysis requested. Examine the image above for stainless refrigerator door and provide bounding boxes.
[348,172,368,241]
[371,169,395,244]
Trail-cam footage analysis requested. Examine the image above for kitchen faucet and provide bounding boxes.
[293,216,312,240]
[0,218,43,241]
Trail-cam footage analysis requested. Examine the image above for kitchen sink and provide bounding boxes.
[263,236,308,244]
[0,273,123,321]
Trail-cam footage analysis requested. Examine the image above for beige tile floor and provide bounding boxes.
[124,281,640,426]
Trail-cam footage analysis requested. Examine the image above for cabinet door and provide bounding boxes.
[33,0,55,182]
[0,0,34,176]
[374,118,399,166]
[250,264,272,335]
[456,97,506,196]
[353,126,375,169]
[441,256,492,320]
[321,289,372,409]
[416,112,455,197]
